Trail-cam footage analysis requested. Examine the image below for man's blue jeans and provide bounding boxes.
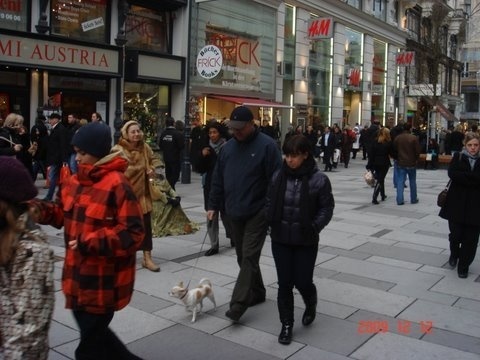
[396,166,417,204]
[45,164,59,201]
[393,160,399,187]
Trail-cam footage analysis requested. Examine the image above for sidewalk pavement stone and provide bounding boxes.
[38,158,479,360]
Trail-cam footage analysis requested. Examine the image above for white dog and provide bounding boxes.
[169,278,216,322]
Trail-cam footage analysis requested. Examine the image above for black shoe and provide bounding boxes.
[204,247,219,256]
[225,309,241,322]
[302,305,316,326]
[448,256,457,268]
[411,199,419,204]
[372,199,379,205]
[225,305,246,322]
[278,323,293,345]
[458,271,468,279]
[381,195,387,201]
[397,202,404,205]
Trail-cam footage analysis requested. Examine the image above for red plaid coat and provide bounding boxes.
[35,154,144,314]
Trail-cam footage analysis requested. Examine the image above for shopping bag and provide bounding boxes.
[364,170,376,187]
[426,153,433,161]
[59,163,71,184]
[333,149,341,163]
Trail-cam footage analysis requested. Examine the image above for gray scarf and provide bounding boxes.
[461,149,479,170]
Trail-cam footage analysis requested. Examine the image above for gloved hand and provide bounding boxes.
[167,196,181,207]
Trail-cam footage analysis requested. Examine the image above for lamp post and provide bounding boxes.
[113,0,128,144]
[181,0,194,184]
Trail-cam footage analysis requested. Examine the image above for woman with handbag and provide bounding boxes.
[112,120,162,272]
[366,128,393,204]
[439,132,480,278]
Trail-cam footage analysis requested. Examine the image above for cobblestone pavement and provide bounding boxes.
[42,157,480,360]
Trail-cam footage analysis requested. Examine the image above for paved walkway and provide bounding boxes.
[43,158,480,360]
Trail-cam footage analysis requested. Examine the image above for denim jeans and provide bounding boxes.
[69,152,78,174]
[45,164,59,201]
[396,166,417,204]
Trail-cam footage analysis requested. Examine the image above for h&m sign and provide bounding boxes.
[307,18,333,40]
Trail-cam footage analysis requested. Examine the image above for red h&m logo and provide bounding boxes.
[307,18,333,39]
[347,68,361,87]
[396,51,415,66]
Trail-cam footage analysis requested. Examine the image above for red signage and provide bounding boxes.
[0,34,119,75]
[348,68,361,87]
[396,51,415,66]
[307,18,333,39]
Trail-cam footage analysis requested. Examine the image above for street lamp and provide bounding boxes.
[181,0,194,184]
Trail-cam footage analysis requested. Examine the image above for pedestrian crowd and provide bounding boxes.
[0,107,479,359]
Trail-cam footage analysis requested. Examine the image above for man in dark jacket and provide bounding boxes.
[44,113,69,201]
[207,106,282,322]
[393,123,421,205]
[321,126,335,171]
[158,116,185,190]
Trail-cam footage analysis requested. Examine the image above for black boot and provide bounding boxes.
[277,294,294,344]
[372,182,380,205]
[278,322,293,345]
[302,286,317,326]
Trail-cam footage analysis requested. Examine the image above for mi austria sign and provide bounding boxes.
[0,33,121,75]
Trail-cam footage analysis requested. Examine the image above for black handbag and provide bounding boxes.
[437,180,451,207]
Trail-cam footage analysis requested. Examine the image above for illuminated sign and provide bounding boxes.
[307,18,333,39]
[396,51,415,66]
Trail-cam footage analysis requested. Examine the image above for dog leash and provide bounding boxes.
[185,219,211,289]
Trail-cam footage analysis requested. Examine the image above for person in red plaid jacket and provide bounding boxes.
[31,122,144,360]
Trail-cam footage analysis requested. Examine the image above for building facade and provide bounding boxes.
[0,0,468,143]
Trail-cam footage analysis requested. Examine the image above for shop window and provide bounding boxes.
[372,0,386,21]
[346,0,361,10]
[344,28,363,91]
[50,0,109,44]
[406,7,421,42]
[125,6,170,53]
[191,1,276,95]
[124,83,169,143]
[308,38,332,127]
[0,1,28,31]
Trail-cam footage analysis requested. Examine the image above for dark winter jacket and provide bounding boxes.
[208,129,282,220]
[367,141,393,170]
[266,166,334,246]
[0,127,18,156]
[393,132,421,167]
[439,152,480,226]
[157,126,184,164]
[45,122,69,166]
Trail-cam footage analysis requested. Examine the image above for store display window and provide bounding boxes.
[51,0,109,43]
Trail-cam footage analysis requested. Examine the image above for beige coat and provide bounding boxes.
[112,139,161,214]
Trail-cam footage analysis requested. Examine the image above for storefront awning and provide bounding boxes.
[423,97,458,122]
[210,95,294,109]
[435,102,458,122]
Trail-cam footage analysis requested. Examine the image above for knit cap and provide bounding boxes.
[71,122,112,158]
[0,156,38,203]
